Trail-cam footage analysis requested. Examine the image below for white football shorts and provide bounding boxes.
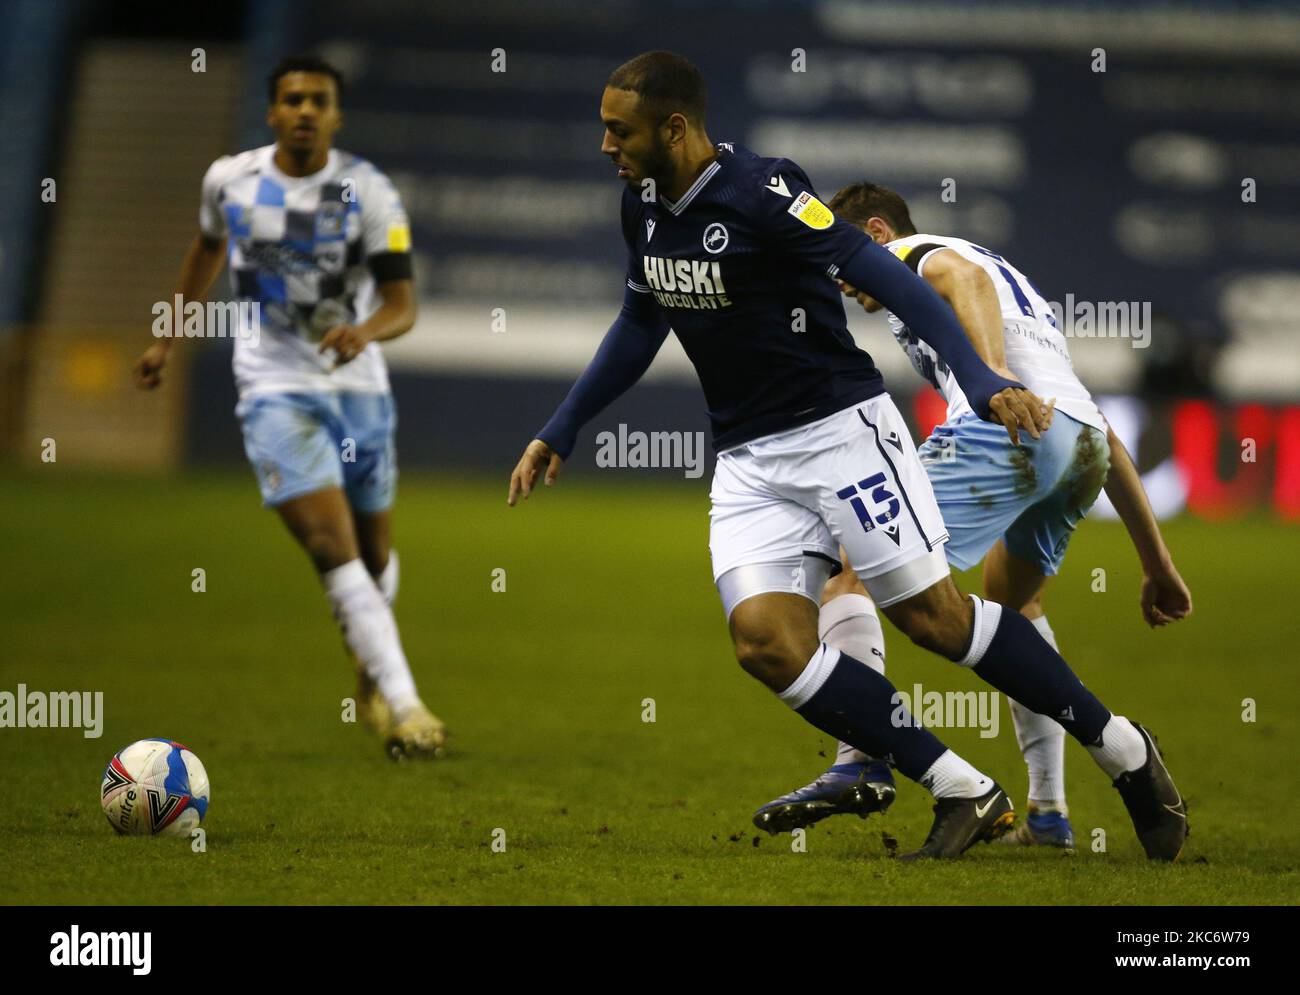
[710,393,950,618]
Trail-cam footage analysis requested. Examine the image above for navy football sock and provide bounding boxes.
[780,644,947,782]
[961,595,1110,745]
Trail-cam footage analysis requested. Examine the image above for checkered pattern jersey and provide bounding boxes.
[198,144,412,396]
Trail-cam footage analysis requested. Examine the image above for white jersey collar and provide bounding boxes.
[261,145,340,189]
[660,157,722,216]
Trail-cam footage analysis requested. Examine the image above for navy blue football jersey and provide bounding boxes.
[621,142,885,450]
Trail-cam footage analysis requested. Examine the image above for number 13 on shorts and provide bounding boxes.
[837,472,901,542]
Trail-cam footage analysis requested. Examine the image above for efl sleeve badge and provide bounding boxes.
[787,191,834,230]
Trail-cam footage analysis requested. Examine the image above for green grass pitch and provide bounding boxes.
[1,469,1296,904]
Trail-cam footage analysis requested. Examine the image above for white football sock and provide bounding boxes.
[819,594,886,767]
[921,749,994,800]
[375,549,400,606]
[322,559,419,716]
[1011,615,1068,809]
[1086,714,1148,779]
[834,740,871,767]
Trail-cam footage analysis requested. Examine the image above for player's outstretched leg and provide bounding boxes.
[760,548,1079,848]
[753,584,895,833]
[882,575,1187,861]
[730,591,1014,859]
[278,488,447,760]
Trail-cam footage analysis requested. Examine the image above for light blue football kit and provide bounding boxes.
[198,144,412,507]
[885,233,1111,573]
[235,391,397,512]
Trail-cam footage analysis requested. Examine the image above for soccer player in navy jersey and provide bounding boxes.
[753,184,1192,854]
[507,52,1186,860]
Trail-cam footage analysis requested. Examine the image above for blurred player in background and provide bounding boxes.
[753,183,1191,856]
[133,55,446,759]
[509,51,1186,860]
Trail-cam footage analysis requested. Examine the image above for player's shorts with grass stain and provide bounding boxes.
[919,412,1110,575]
[235,391,397,511]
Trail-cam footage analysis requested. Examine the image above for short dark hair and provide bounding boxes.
[607,51,707,127]
[828,182,917,236]
[267,54,345,106]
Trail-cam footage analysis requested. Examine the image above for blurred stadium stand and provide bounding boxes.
[28,42,238,468]
[3,0,1298,518]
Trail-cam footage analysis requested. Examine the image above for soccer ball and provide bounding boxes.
[100,739,210,837]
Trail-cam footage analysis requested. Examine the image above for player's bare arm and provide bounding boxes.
[132,232,227,389]
[918,250,1008,370]
[837,268,1050,445]
[319,277,416,366]
[836,226,1051,446]
[1103,425,1193,627]
[922,249,1056,446]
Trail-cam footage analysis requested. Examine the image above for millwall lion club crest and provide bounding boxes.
[703,222,729,254]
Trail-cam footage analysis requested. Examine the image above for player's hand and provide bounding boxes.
[836,278,880,313]
[508,438,563,506]
[132,341,171,390]
[1140,560,1192,628]
[988,376,1053,446]
[319,324,373,366]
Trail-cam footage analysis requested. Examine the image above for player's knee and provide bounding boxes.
[984,572,1037,615]
[1018,591,1044,620]
[733,633,789,686]
[733,627,816,692]
[887,587,974,660]
[298,524,355,573]
[982,570,1010,607]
